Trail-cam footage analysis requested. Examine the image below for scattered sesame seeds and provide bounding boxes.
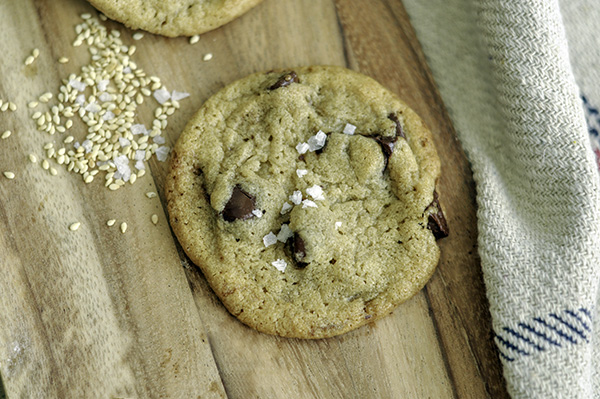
[8,102,17,112]
[343,123,356,135]
[263,232,278,247]
[28,154,37,163]
[32,48,40,58]
[39,92,53,103]
[151,214,158,225]
[49,167,58,176]
[271,259,287,273]
[203,53,213,61]
[41,159,49,170]
[1,130,11,139]
[145,191,157,198]
[26,15,187,191]
[120,222,127,233]
[69,222,81,231]
[25,55,35,66]
[3,171,15,179]
[58,57,69,64]
[296,169,308,178]
[189,35,200,44]
[106,219,116,227]
[132,32,145,41]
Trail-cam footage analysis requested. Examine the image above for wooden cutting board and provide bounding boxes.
[0,0,508,397]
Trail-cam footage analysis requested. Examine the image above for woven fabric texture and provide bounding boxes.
[402,0,600,397]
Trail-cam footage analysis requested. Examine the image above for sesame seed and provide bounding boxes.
[29,154,37,163]
[120,222,127,233]
[107,219,116,226]
[69,222,81,231]
[50,167,58,176]
[1,130,11,139]
[32,48,40,58]
[0,102,8,112]
[25,55,35,65]
[189,35,200,44]
[145,191,157,198]
[22,15,187,192]
[203,53,213,61]
[3,171,15,179]
[8,102,17,111]
[151,214,158,225]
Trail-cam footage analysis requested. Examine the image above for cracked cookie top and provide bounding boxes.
[166,65,447,338]
[87,0,264,37]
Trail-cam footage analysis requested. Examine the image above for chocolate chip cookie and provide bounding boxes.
[166,66,448,338]
[86,0,264,37]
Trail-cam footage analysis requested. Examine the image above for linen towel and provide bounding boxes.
[402,0,600,397]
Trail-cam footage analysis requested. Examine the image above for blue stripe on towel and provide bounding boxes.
[494,307,593,362]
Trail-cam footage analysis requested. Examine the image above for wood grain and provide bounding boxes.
[0,0,508,397]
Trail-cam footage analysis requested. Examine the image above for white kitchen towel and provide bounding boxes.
[402,0,600,397]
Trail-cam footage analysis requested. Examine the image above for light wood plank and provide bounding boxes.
[0,0,508,397]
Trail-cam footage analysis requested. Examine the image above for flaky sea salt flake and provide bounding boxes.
[252,209,263,218]
[296,169,308,178]
[99,92,113,102]
[97,80,110,92]
[277,224,293,242]
[289,191,302,205]
[280,202,292,214]
[102,110,115,121]
[153,88,171,104]
[271,259,287,272]
[263,232,277,247]
[131,124,147,135]
[308,130,327,151]
[171,90,190,101]
[306,185,324,200]
[69,79,87,92]
[296,142,309,154]
[343,123,356,135]
[155,146,170,162]
[302,199,318,208]
[85,102,101,113]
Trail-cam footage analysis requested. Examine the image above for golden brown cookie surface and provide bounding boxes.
[87,0,264,37]
[166,66,446,338]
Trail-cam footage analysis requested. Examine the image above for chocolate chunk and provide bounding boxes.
[373,135,397,161]
[292,233,308,267]
[222,185,256,222]
[388,113,406,139]
[269,71,299,90]
[426,191,449,239]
